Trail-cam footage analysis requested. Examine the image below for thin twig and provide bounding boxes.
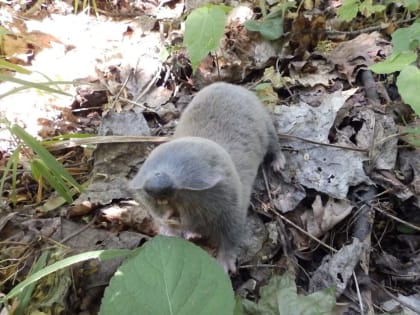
[119,97,158,113]
[239,263,285,269]
[134,65,162,103]
[44,135,169,150]
[110,68,133,109]
[61,216,97,244]
[371,279,420,314]
[278,133,368,153]
[372,205,420,232]
[353,271,365,315]
[325,16,417,36]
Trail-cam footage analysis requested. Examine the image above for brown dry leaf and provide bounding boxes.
[290,14,326,56]
[327,32,389,83]
[2,31,59,64]
[26,30,61,50]
[289,59,336,87]
[2,34,29,62]
[301,195,353,237]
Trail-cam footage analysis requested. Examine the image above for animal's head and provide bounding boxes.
[129,139,226,219]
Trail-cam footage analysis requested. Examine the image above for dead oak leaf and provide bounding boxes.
[301,195,353,237]
[327,32,389,83]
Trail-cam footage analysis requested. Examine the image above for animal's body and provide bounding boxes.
[130,82,284,272]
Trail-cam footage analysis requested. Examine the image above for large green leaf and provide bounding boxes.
[392,21,420,53]
[397,65,420,117]
[184,5,227,72]
[369,51,417,74]
[99,236,234,315]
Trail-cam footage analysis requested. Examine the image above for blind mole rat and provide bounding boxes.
[130,82,285,272]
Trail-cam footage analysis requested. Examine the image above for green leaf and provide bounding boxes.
[245,17,284,41]
[402,126,420,147]
[266,2,296,19]
[403,0,420,11]
[2,249,131,302]
[337,0,359,22]
[184,5,227,72]
[397,223,418,234]
[10,125,82,194]
[30,158,43,182]
[99,236,234,315]
[392,22,420,53]
[160,46,170,62]
[396,65,420,117]
[0,59,32,74]
[369,52,417,74]
[14,251,49,315]
[359,2,385,17]
[241,273,336,315]
[234,296,245,315]
[265,6,282,19]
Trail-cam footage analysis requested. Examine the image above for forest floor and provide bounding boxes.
[0,0,419,314]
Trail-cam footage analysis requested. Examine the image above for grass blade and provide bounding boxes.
[31,158,73,203]
[14,251,49,315]
[3,249,132,301]
[10,125,83,193]
[0,74,72,96]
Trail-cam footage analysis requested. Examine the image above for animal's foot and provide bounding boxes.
[182,231,202,240]
[217,250,237,274]
[158,225,182,237]
[271,150,286,172]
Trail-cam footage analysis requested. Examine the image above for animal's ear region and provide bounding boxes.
[179,172,224,190]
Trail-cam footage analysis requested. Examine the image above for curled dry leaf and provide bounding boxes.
[301,195,353,237]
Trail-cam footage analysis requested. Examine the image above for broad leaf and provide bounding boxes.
[99,236,234,315]
[184,5,227,72]
[245,17,284,41]
[369,52,417,74]
[392,22,420,53]
[397,65,420,117]
[337,0,359,22]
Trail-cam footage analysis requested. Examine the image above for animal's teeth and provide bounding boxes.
[157,199,168,205]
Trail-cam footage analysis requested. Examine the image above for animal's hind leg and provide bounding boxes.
[267,121,286,171]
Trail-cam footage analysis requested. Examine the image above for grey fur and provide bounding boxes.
[130,82,284,272]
